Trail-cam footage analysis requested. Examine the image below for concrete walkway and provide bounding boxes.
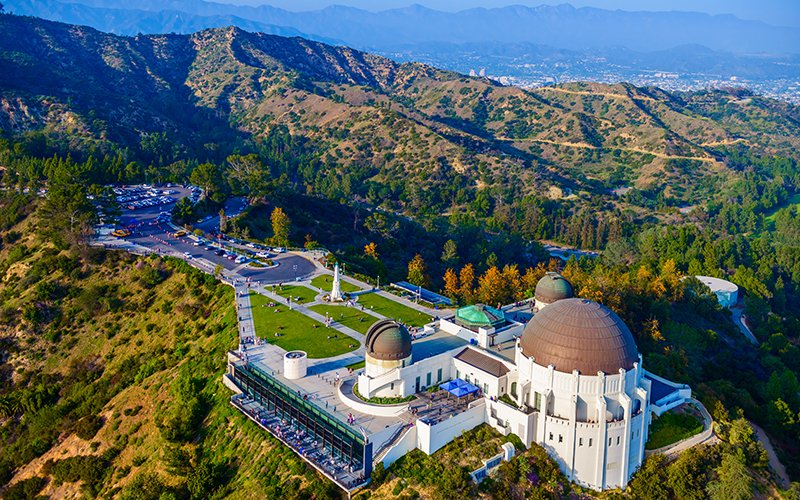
[751,421,790,488]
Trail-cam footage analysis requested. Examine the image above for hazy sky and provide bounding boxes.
[223,0,800,27]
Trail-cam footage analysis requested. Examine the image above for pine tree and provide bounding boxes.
[441,239,459,266]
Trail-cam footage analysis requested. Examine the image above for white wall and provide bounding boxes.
[487,399,537,445]
[417,401,487,455]
[380,425,418,468]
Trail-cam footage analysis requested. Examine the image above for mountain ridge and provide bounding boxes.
[1,13,799,210]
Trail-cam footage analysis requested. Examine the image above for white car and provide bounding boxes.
[235,256,247,264]
[183,252,193,259]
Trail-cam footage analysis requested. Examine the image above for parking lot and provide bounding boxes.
[105,186,317,284]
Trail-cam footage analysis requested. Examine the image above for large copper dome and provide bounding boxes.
[534,272,574,304]
[365,320,412,361]
[520,298,638,374]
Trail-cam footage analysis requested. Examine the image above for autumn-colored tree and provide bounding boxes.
[522,263,547,297]
[502,264,523,302]
[270,207,291,247]
[304,234,319,250]
[459,264,476,303]
[660,258,684,301]
[443,268,460,302]
[477,266,505,306]
[644,317,665,342]
[407,254,429,287]
[364,242,379,260]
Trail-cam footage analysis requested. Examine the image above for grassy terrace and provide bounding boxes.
[309,304,379,334]
[311,274,362,293]
[645,410,704,450]
[269,284,319,303]
[356,292,432,328]
[249,292,357,358]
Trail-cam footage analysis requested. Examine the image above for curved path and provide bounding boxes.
[751,421,790,489]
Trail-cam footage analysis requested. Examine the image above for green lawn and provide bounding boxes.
[764,192,800,228]
[646,410,704,450]
[309,304,380,334]
[249,292,357,358]
[311,274,362,293]
[269,284,319,304]
[356,292,432,327]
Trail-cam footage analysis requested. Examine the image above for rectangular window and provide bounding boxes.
[437,368,442,382]
[456,369,460,379]
[589,438,593,447]
[534,392,542,411]
[483,383,488,393]
[558,435,563,443]
[427,372,431,387]
[579,438,583,446]
[608,437,612,447]
[617,436,620,446]
[549,433,553,441]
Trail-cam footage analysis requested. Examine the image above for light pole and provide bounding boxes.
[293,264,298,281]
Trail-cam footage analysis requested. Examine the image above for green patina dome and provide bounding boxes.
[455,304,506,329]
[535,272,574,304]
[365,319,412,361]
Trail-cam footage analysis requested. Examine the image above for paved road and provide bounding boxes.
[194,196,248,234]
[730,304,759,345]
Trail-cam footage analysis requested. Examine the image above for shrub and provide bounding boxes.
[2,476,46,500]
[73,414,104,440]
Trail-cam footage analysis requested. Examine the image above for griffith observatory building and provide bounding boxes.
[354,273,690,490]
[226,273,693,492]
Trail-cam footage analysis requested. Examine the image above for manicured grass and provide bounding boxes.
[269,284,319,304]
[311,274,362,293]
[356,292,432,327]
[646,410,703,450]
[249,292,357,358]
[345,360,366,370]
[309,304,379,334]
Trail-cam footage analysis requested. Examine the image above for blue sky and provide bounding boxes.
[223,0,800,27]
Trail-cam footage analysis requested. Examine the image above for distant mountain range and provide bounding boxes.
[5,0,799,89]
[5,0,800,55]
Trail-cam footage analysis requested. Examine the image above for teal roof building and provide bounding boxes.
[455,304,506,331]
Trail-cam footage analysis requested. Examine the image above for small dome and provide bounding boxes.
[456,304,505,330]
[535,272,574,304]
[365,320,412,361]
[520,298,638,374]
